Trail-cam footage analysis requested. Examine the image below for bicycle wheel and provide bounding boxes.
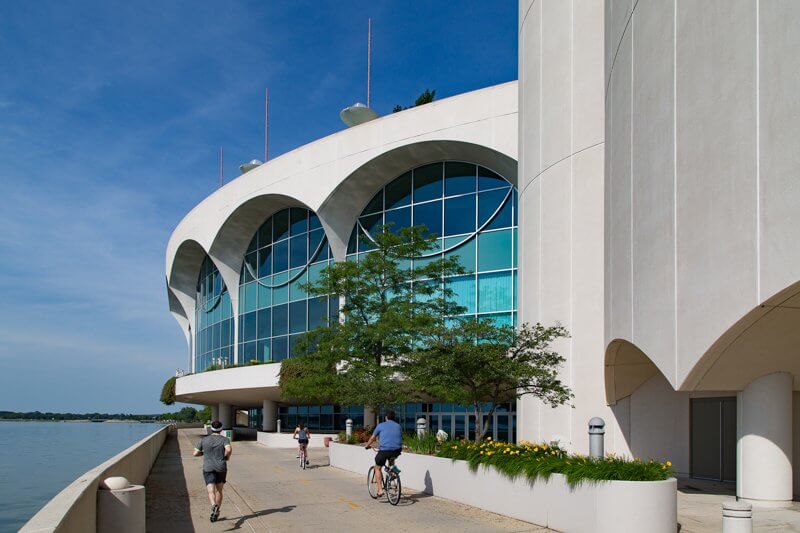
[386,473,401,505]
[367,466,379,499]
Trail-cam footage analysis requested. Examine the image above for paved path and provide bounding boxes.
[676,478,800,532]
[146,429,548,532]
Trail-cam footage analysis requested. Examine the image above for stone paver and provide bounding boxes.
[677,478,800,532]
[146,429,549,532]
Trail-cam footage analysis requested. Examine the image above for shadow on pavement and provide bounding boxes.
[145,428,194,533]
[224,505,296,531]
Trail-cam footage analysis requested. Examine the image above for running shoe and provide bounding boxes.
[210,504,219,522]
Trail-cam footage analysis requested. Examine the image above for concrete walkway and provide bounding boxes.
[676,478,800,532]
[145,429,549,532]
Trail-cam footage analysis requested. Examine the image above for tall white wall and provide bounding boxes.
[517,0,610,453]
[605,0,800,390]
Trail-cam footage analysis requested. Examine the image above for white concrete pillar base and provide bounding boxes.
[737,372,793,505]
[262,399,277,432]
[736,497,793,509]
[218,402,232,429]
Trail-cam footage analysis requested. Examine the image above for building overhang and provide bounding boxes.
[175,363,282,408]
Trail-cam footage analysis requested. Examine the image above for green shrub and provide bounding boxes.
[160,377,176,405]
[403,431,439,455]
[437,438,673,484]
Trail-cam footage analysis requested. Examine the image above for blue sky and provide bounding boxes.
[0,1,517,413]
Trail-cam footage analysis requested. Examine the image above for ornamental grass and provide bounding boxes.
[437,438,673,484]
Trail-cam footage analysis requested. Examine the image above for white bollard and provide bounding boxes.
[276,419,281,433]
[345,418,353,438]
[98,477,145,533]
[722,501,752,533]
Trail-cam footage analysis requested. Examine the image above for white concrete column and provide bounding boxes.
[737,372,793,506]
[218,402,232,429]
[363,406,376,428]
[211,404,219,422]
[262,400,277,432]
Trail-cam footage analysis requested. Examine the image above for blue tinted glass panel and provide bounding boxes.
[478,166,509,191]
[272,303,288,335]
[272,209,290,241]
[244,282,257,312]
[308,296,328,329]
[478,271,513,313]
[413,163,443,202]
[308,262,326,285]
[358,227,375,252]
[289,269,306,301]
[308,229,324,260]
[445,162,476,196]
[290,235,307,268]
[272,240,288,273]
[290,207,307,235]
[478,189,509,228]
[363,189,383,214]
[289,300,306,334]
[479,312,513,327]
[257,218,272,247]
[444,195,476,236]
[347,228,357,254]
[385,206,411,234]
[478,230,512,271]
[385,171,412,209]
[413,201,442,237]
[257,339,270,361]
[272,336,288,362]
[485,191,513,231]
[257,283,270,309]
[244,341,257,360]
[258,246,272,278]
[309,212,322,230]
[257,308,270,339]
[243,311,257,341]
[446,275,476,314]
[360,213,382,235]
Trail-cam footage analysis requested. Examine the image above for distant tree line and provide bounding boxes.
[0,406,212,423]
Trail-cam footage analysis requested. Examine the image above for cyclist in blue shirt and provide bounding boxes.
[365,410,402,497]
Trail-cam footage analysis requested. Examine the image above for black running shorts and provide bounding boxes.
[203,470,227,485]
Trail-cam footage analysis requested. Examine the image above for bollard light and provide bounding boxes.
[416,417,427,438]
[276,419,281,433]
[345,418,353,437]
[588,417,605,459]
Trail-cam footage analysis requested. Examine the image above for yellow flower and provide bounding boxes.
[665,461,672,468]
[486,437,492,441]
[533,447,539,452]
[480,451,484,455]
[551,451,556,455]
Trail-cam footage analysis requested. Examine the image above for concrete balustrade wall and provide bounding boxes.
[21,425,171,533]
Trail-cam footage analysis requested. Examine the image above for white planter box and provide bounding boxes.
[329,443,676,533]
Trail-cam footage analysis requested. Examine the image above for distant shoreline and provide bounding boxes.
[0,419,164,423]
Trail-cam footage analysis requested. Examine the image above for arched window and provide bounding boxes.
[195,256,234,371]
[347,161,518,325]
[238,207,336,363]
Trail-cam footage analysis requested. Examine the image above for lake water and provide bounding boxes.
[0,421,165,532]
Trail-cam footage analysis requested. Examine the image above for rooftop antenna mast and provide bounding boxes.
[264,88,269,162]
[340,18,378,127]
[219,146,224,188]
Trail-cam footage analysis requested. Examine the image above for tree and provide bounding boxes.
[160,376,177,405]
[405,319,573,442]
[279,225,465,419]
[392,88,436,113]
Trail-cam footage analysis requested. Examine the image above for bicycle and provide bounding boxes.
[293,435,308,470]
[366,447,402,505]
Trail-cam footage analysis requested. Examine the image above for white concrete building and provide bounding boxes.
[167,1,800,506]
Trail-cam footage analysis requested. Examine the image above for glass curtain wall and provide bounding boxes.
[238,207,337,363]
[346,161,518,325]
[194,256,234,371]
